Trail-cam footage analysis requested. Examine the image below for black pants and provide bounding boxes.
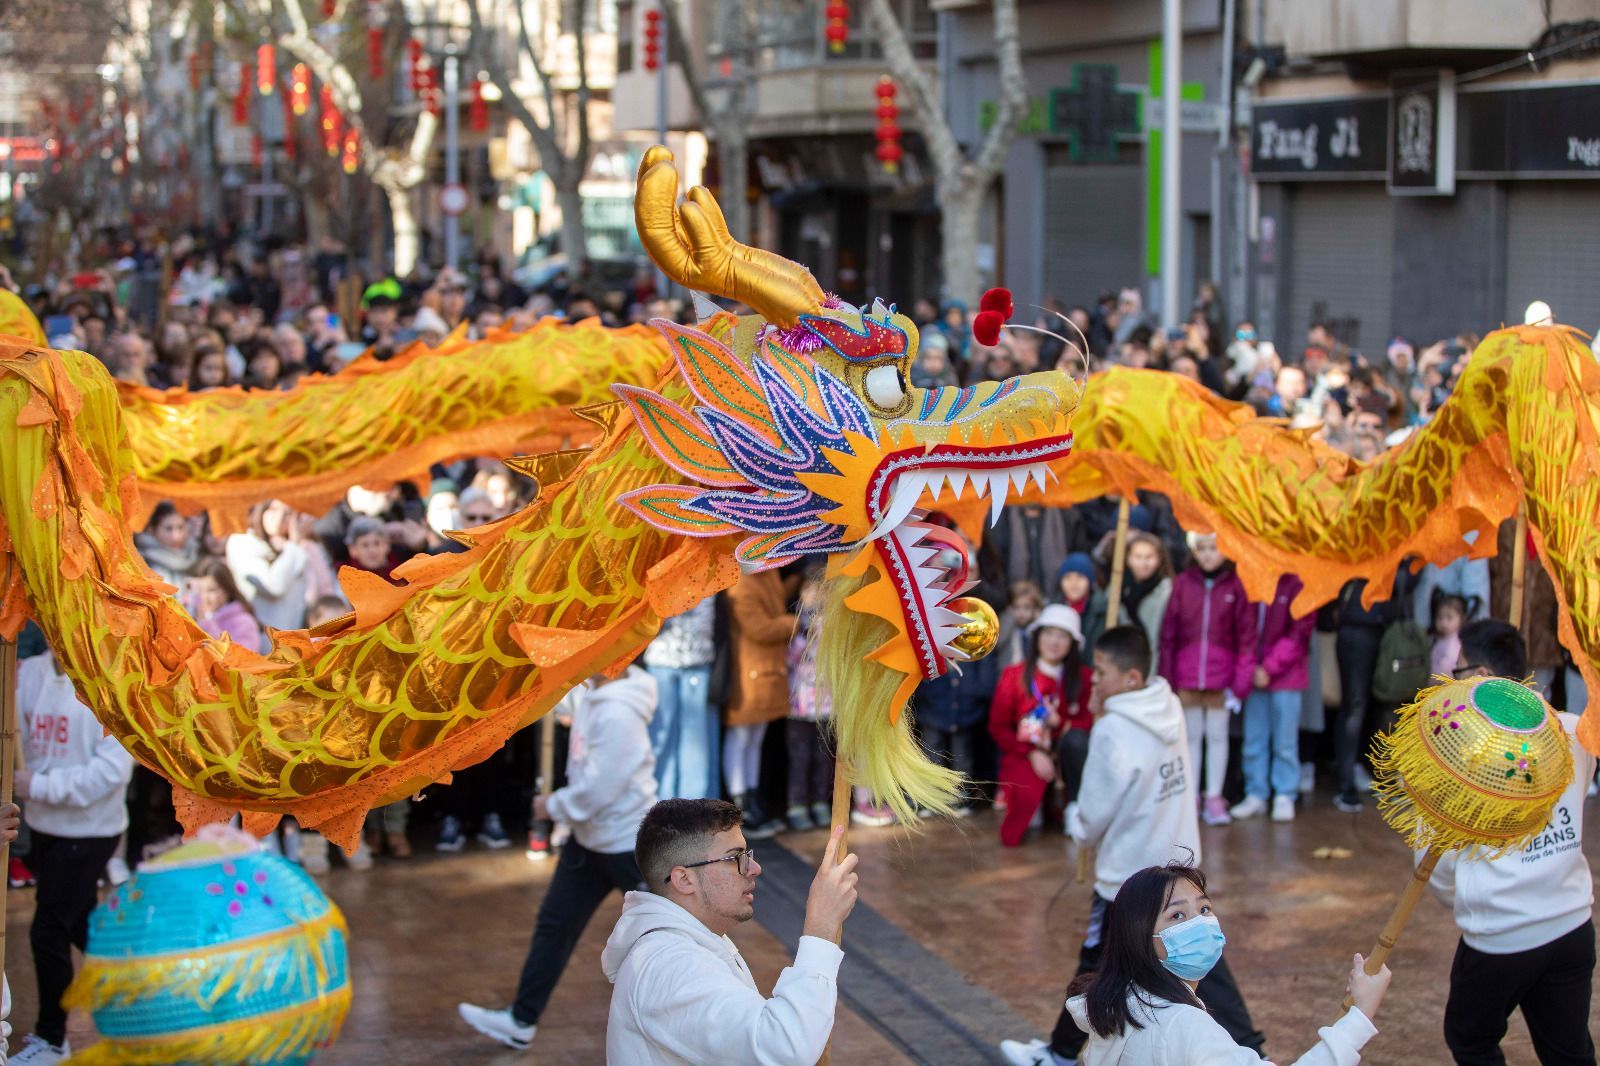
[125,764,179,864]
[511,839,644,1026]
[785,719,834,809]
[1444,920,1596,1065]
[1057,729,1090,806]
[1049,893,1266,1057]
[30,830,120,1046]
[1334,625,1384,798]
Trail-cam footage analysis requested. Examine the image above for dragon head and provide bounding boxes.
[618,148,1081,815]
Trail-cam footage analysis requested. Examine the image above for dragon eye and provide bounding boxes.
[864,365,905,411]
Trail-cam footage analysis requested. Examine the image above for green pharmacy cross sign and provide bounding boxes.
[1049,64,1142,162]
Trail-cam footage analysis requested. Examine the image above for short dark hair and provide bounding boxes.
[1096,624,1152,680]
[635,799,743,890]
[1459,619,1527,679]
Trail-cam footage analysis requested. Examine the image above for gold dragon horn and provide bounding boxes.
[635,145,827,329]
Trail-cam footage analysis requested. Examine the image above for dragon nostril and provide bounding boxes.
[865,365,905,410]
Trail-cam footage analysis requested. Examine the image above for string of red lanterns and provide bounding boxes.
[825,1,850,53]
[874,75,902,173]
[256,43,276,96]
[289,63,311,115]
[232,61,251,126]
[470,75,488,131]
[642,8,662,72]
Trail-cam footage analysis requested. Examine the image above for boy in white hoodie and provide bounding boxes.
[602,797,859,1065]
[458,665,661,1050]
[1431,620,1595,1065]
[13,647,134,1066]
[1003,625,1263,1066]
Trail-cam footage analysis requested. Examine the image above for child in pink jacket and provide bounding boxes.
[1230,573,1315,823]
[1159,532,1255,826]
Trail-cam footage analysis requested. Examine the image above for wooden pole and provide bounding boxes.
[816,756,852,1066]
[1510,505,1528,632]
[1343,846,1442,1010]
[538,712,556,801]
[1104,497,1133,624]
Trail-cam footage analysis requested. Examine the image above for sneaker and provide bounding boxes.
[106,856,131,886]
[300,836,331,875]
[1333,791,1363,814]
[785,805,816,832]
[385,830,413,859]
[458,1003,536,1050]
[281,823,301,863]
[1229,796,1268,820]
[12,1034,69,1064]
[550,822,572,849]
[436,815,466,852]
[1300,761,1317,796]
[851,801,894,828]
[951,800,974,819]
[998,1037,1068,1066]
[744,814,784,840]
[8,856,34,888]
[478,813,511,849]
[1589,778,1599,799]
[1271,795,1296,822]
[525,826,551,862]
[993,787,1009,814]
[345,839,374,872]
[810,802,832,828]
[1202,796,1232,826]
[1354,765,1376,793]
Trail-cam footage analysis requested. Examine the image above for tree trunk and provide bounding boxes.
[940,175,984,308]
[303,195,330,247]
[384,182,419,277]
[555,179,588,273]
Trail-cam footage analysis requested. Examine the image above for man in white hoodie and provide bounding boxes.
[12,647,134,1066]
[1003,625,1262,1066]
[602,797,859,1065]
[459,665,660,1050]
[1431,620,1595,1065]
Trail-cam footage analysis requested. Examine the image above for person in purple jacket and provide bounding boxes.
[1160,532,1256,827]
[1230,574,1315,824]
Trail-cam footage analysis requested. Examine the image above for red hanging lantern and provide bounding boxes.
[825,1,849,53]
[407,38,424,94]
[257,43,276,95]
[420,64,440,115]
[341,128,361,174]
[367,27,385,78]
[232,61,251,126]
[874,75,901,174]
[642,8,662,71]
[322,0,335,16]
[320,85,342,156]
[469,76,488,132]
[289,63,311,115]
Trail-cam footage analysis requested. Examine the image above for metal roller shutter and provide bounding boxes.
[1287,185,1393,355]
[1506,184,1600,332]
[1041,156,1143,310]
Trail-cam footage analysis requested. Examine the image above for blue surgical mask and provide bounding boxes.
[1153,914,1225,981]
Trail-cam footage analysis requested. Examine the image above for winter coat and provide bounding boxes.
[724,571,797,727]
[1066,993,1376,1066]
[546,667,659,854]
[1412,556,1490,629]
[1062,590,1124,659]
[194,600,263,654]
[989,661,1092,758]
[992,505,1072,598]
[1251,575,1315,692]
[1160,567,1255,700]
[1066,677,1200,900]
[603,891,841,1066]
[17,652,135,839]
[224,533,308,631]
[916,650,999,732]
[134,531,200,593]
[1126,574,1172,663]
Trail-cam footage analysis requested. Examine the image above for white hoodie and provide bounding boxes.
[1068,677,1201,901]
[17,652,134,839]
[1427,710,1595,954]
[547,667,659,854]
[1066,993,1376,1065]
[602,891,841,1066]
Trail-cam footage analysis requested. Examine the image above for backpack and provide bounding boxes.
[1372,619,1431,703]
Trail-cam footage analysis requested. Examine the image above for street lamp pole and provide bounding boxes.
[444,47,461,270]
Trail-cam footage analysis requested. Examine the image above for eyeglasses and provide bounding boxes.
[669,847,755,882]
[1451,663,1482,679]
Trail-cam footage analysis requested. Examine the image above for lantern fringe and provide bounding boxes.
[58,991,350,1065]
[64,909,346,1012]
[816,570,961,826]
[1371,678,1565,858]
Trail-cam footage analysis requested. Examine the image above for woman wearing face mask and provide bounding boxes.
[1067,862,1389,1064]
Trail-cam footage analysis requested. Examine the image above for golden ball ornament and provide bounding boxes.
[947,596,999,661]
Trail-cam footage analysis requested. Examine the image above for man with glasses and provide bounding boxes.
[603,798,859,1064]
[1431,619,1596,1065]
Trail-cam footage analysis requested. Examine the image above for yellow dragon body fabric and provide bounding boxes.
[119,318,667,533]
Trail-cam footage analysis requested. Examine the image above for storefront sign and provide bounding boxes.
[1457,83,1600,176]
[1250,96,1388,178]
[1388,70,1456,195]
